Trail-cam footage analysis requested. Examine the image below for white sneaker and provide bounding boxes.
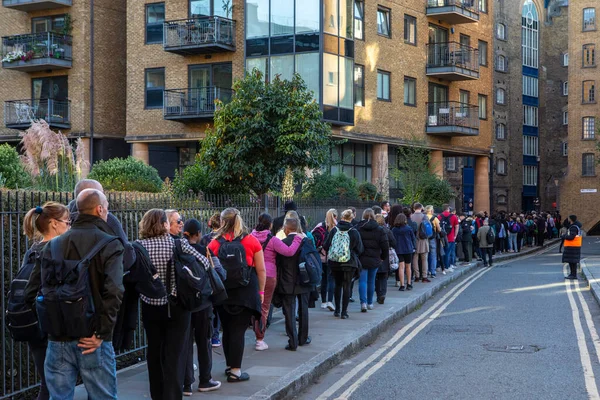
[326,301,335,311]
[450,264,456,269]
[255,340,269,351]
[367,304,374,310]
[321,302,328,309]
[395,281,401,287]
[442,270,447,275]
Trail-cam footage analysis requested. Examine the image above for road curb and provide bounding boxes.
[581,260,600,306]
[250,240,560,400]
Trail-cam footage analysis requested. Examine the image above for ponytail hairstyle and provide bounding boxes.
[23,201,69,241]
[216,208,248,239]
[208,212,221,230]
[340,209,354,222]
[325,208,338,231]
[255,213,273,232]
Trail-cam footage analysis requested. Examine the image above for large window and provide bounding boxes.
[583,117,596,139]
[377,70,390,101]
[523,75,538,97]
[354,0,364,40]
[146,3,165,44]
[478,94,487,119]
[523,165,538,186]
[404,76,416,106]
[583,80,596,104]
[584,8,596,32]
[522,2,539,69]
[32,76,68,101]
[32,15,66,33]
[523,105,538,126]
[478,40,488,67]
[496,123,506,140]
[145,68,165,109]
[404,14,416,45]
[190,0,232,18]
[583,154,596,176]
[496,88,506,105]
[446,157,457,172]
[354,64,364,106]
[497,23,506,40]
[295,53,320,102]
[584,44,596,67]
[377,6,391,37]
[523,135,539,156]
[330,142,372,182]
[497,55,506,72]
[271,0,294,36]
[497,159,506,175]
[478,0,487,13]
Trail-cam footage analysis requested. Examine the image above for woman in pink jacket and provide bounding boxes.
[251,213,304,351]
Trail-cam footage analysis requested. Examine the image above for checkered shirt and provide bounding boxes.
[136,234,210,306]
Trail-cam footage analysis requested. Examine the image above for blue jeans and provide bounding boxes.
[428,239,437,276]
[448,242,457,266]
[508,233,518,252]
[321,262,335,303]
[359,267,379,305]
[45,340,117,400]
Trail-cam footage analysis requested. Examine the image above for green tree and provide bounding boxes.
[197,69,335,195]
[390,139,454,207]
[88,157,163,193]
[303,172,359,200]
[0,144,31,189]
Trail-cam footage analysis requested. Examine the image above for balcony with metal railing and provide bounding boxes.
[2,32,72,71]
[163,16,236,55]
[426,42,479,80]
[2,0,71,11]
[426,0,479,24]
[426,102,479,137]
[164,87,233,120]
[4,99,71,129]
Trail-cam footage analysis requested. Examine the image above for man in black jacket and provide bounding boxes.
[276,218,311,351]
[26,189,124,399]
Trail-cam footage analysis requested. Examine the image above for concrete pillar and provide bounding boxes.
[429,150,444,179]
[371,144,389,198]
[132,142,150,165]
[474,155,490,214]
[79,137,91,178]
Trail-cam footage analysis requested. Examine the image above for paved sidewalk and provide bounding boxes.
[74,241,558,400]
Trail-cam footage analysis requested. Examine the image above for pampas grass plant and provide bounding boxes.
[20,120,87,192]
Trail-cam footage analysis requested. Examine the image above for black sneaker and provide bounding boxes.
[349,297,355,303]
[341,313,349,319]
[183,385,193,396]
[407,284,413,290]
[399,285,405,291]
[198,380,221,392]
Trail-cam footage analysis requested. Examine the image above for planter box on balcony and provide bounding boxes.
[2,0,71,11]
[2,32,72,72]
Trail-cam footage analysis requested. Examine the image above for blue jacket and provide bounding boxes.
[392,226,416,255]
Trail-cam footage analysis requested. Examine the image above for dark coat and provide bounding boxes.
[276,234,311,295]
[272,213,308,236]
[357,219,390,270]
[392,226,416,255]
[323,221,364,271]
[379,227,396,275]
[25,214,124,341]
[562,222,582,264]
[460,219,473,242]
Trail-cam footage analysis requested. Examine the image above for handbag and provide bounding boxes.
[206,248,227,302]
[389,248,400,271]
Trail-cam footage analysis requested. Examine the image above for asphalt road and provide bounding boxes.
[298,239,600,400]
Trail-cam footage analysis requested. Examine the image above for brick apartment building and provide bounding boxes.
[491,0,568,214]
[126,0,495,212]
[561,1,600,232]
[0,0,129,167]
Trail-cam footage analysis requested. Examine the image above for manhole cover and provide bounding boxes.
[483,344,543,353]
[427,325,493,335]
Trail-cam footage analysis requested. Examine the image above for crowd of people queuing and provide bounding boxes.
[7,182,571,400]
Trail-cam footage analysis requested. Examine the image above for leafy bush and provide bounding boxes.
[172,163,214,196]
[303,172,359,200]
[0,144,30,189]
[88,157,163,193]
[358,182,381,201]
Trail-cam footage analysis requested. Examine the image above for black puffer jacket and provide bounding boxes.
[357,219,390,270]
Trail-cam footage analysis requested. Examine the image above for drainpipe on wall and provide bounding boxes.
[89,0,94,165]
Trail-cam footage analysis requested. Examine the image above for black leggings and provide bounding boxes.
[216,306,253,369]
[29,341,49,400]
[569,263,578,277]
[184,307,214,386]
[332,270,354,314]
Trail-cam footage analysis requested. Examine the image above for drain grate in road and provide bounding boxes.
[483,344,544,353]
[427,325,493,335]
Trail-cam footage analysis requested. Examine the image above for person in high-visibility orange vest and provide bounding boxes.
[562,215,583,280]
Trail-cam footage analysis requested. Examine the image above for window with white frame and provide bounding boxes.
[497,159,506,175]
[446,157,457,172]
[496,123,506,140]
[496,88,506,104]
[497,55,506,71]
[497,23,506,40]
[478,94,487,119]
[479,0,487,13]
[522,75,539,97]
[523,165,538,186]
[583,116,596,139]
[583,153,596,176]
[523,135,539,156]
[563,81,568,96]
[562,142,568,157]
[563,52,569,66]
[522,2,539,69]
[563,110,568,125]
[523,105,538,126]
[584,8,596,32]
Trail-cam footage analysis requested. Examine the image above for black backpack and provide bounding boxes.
[217,236,252,289]
[297,238,323,287]
[440,214,453,235]
[36,236,118,338]
[129,242,168,300]
[486,227,496,244]
[168,239,212,312]
[6,248,45,342]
